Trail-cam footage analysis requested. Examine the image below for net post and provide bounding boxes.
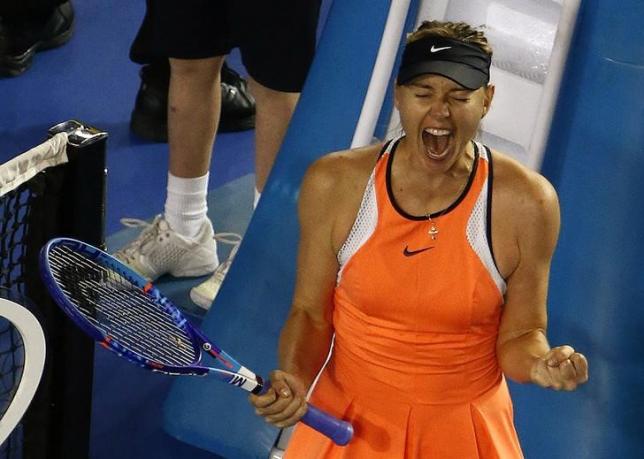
[50,120,108,248]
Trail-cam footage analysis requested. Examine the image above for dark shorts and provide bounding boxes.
[130,0,321,92]
[0,0,67,20]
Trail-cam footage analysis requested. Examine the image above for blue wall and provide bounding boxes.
[515,0,644,458]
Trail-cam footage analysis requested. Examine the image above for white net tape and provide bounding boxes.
[0,133,69,198]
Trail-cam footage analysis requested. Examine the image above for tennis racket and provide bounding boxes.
[38,237,353,446]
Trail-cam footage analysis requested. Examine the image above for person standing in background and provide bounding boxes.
[115,0,322,310]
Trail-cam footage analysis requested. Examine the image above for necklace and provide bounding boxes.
[427,214,440,240]
[424,154,475,241]
[426,206,454,240]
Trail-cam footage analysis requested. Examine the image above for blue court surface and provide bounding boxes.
[1,0,643,458]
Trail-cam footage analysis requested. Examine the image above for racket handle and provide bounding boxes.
[258,378,353,445]
[302,403,354,446]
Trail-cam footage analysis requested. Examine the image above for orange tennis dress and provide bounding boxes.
[285,139,523,458]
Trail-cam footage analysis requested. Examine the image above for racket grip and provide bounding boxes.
[302,403,354,446]
[258,378,353,445]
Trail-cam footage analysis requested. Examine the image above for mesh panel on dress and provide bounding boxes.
[337,171,379,283]
[476,142,489,161]
[466,177,506,295]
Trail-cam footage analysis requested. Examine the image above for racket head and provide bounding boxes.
[39,237,208,376]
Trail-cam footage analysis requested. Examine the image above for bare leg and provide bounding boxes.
[188,78,301,309]
[165,56,224,238]
[168,56,225,178]
[248,78,300,193]
[114,57,227,281]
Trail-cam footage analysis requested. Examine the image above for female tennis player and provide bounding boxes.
[249,20,589,458]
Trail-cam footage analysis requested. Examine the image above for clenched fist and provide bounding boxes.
[530,345,589,391]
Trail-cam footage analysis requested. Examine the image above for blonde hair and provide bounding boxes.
[408,20,493,57]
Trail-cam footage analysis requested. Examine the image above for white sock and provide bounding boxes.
[253,187,261,209]
[164,172,209,239]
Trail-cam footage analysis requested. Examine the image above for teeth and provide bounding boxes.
[424,128,451,136]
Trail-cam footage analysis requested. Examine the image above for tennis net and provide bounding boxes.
[0,121,107,458]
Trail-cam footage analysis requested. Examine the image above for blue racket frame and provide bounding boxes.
[39,237,353,445]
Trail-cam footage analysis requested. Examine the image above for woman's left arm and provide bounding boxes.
[496,173,589,391]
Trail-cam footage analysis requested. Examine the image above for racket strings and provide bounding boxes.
[50,257,194,362]
[48,246,198,366]
[51,259,195,364]
[83,284,195,362]
[50,255,196,365]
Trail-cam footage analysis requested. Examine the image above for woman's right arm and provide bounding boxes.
[249,155,344,428]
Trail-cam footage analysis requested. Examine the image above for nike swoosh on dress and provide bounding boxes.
[403,246,434,257]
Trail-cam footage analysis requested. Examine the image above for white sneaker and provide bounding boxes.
[190,232,242,310]
[114,215,218,281]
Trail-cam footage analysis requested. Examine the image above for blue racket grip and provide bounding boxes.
[258,379,353,445]
[301,403,354,446]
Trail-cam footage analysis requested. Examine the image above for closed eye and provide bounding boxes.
[450,90,474,102]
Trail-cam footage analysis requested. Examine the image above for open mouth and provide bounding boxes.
[422,128,452,160]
